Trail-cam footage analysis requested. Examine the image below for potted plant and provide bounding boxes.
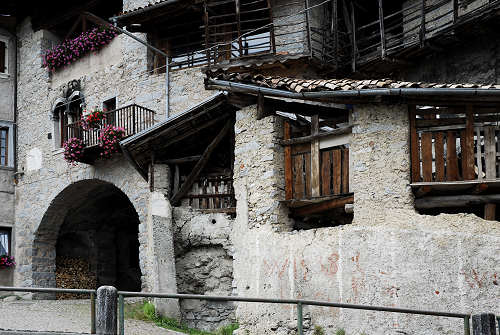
[81,109,104,130]
[98,125,126,159]
[0,255,15,269]
[63,137,85,165]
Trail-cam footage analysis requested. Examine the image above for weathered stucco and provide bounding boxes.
[231,104,500,334]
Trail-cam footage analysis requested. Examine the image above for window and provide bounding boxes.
[0,38,7,74]
[0,228,11,255]
[103,97,116,112]
[0,127,8,166]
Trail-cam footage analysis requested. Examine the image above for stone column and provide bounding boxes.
[96,286,117,335]
[350,104,415,222]
[472,314,497,335]
[149,165,180,318]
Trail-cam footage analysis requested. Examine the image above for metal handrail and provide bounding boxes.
[116,290,472,335]
[0,286,97,334]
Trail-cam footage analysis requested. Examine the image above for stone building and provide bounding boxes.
[0,0,499,334]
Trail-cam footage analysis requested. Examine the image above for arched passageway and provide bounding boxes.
[33,179,141,296]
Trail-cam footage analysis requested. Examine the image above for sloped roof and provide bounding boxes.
[209,73,500,93]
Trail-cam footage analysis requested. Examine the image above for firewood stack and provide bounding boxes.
[55,256,97,299]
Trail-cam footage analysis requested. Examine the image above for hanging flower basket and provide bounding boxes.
[0,255,15,269]
[98,125,126,159]
[81,109,104,130]
[43,26,119,72]
[63,137,85,165]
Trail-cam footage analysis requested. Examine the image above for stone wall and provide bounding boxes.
[172,207,236,331]
[231,104,499,334]
[0,27,16,287]
[13,5,218,292]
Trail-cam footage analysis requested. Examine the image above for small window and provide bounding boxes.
[0,39,7,74]
[103,97,116,112]
[0,127,8,166]
[0,228,11,255]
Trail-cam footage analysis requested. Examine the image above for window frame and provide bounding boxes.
[0,122,14,168]
[0,35,9,76]
[0,227,11,256]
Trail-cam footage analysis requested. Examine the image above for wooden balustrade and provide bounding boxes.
[63,104,156,147]
[284,119,351,203]
[184,175,236,211]
[410,104,500,183]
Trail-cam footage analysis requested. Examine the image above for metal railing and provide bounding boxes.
[65,104,156,147]
[0,286,97,334]
[116,290,473,335]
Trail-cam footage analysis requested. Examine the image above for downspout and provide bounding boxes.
[13,32,18,176]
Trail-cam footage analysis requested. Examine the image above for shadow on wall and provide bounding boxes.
[32,179,142,298]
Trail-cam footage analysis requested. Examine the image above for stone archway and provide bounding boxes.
[32,179,142,294]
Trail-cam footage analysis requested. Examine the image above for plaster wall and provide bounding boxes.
[231,104,500,335]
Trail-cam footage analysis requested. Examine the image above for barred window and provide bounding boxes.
[0,127,8,166]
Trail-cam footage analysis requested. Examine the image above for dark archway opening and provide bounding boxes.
[33,180,141,298]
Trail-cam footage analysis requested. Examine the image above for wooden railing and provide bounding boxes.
[183,175,236,211]
[289,143,349,200]
[410,105,500,183]
[64,104,156,147]
[341,0,500,71]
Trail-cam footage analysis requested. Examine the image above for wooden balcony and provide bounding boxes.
[410,104,500,219]
[283,117,353,217]
[64,104,156,163]
[340,0,500,73]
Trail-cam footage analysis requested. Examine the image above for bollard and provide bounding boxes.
[472,313,496,335]
[96,286,118,335]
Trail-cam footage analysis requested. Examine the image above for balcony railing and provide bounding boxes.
[410,104,500,184]
[65,104,156,147]
[342,0,500,71]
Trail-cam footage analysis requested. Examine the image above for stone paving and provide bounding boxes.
[0,299,182,335]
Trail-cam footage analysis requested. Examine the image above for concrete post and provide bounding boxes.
[96,286,118,335]
[472,313,496,335]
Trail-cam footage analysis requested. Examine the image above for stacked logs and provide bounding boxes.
[55,256,97,299]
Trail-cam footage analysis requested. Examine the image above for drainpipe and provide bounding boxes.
[13,31,18,176]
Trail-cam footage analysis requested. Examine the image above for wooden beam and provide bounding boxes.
[415,194,500,209]
[160,155,202,164]
[292,195,354,216]
[378,0,386,59]
[463,105,475,180]
[311,115,321,197]
[409,105,421,183]
[414,185,431,198]
[173,165,180,195]
[284,121,293,200]
[484,203,496,220]
[171,119,233,206]
[419,0,426,47]
[280,125,353,146]
[471,183,488,194]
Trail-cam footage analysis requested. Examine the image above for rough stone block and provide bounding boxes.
[96,286,117,335]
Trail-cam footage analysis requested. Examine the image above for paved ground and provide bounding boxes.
[0,298,183,335]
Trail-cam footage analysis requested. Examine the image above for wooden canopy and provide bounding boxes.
[121,93,236,181]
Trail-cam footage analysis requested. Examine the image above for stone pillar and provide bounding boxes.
[350,104,414,222]
[96,286,117,335]
[472,313,496,335]
[149,191,180,319]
